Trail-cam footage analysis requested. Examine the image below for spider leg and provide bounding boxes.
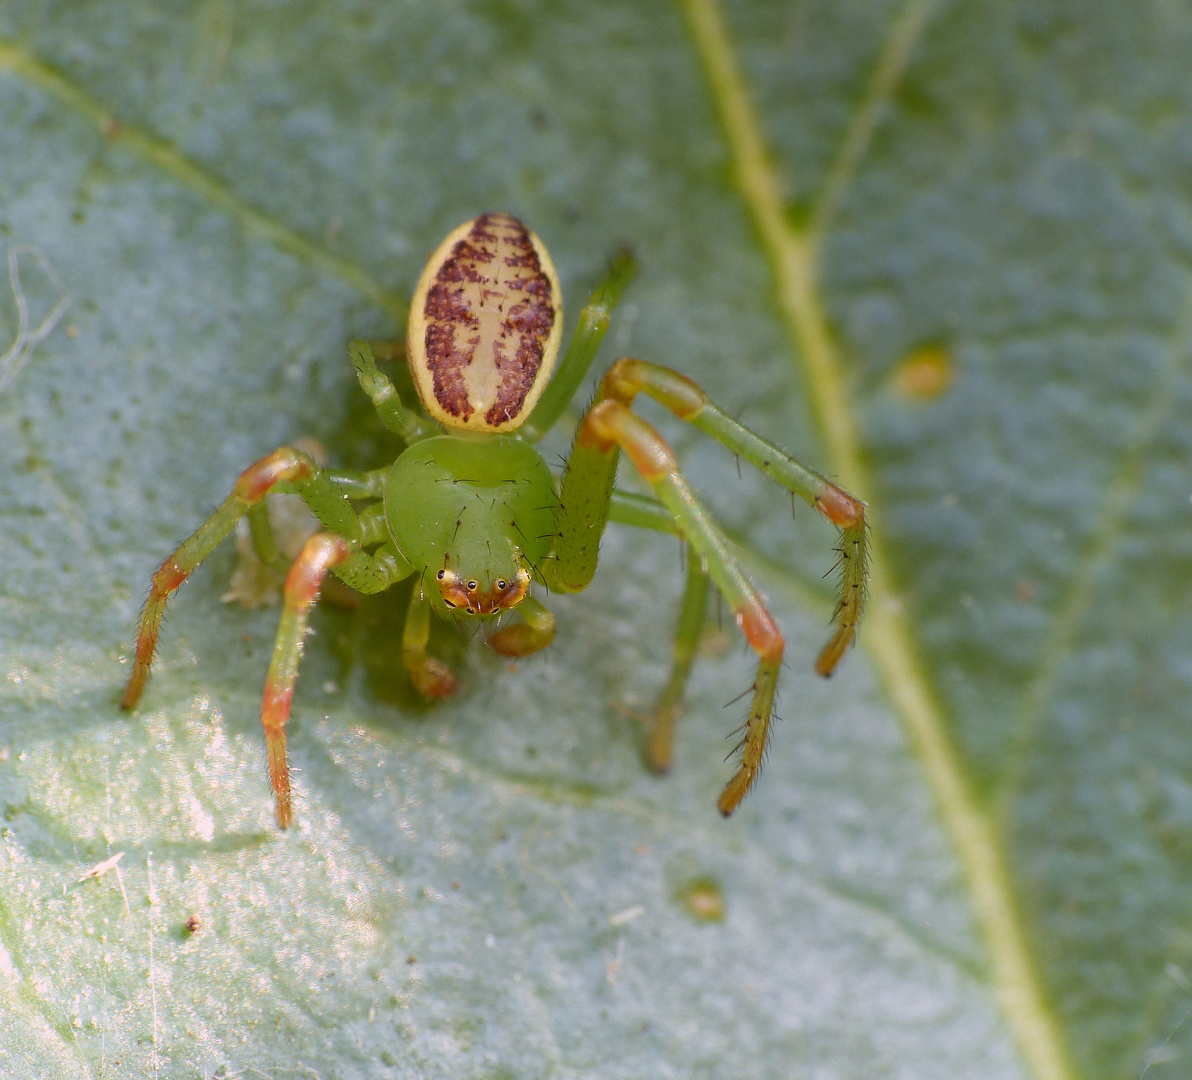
[573,400,784,816]
[488,594,556,657]
[604,491,711,773]
[599,358,867,676]
[402,586,457,699]
[646,553,709,775]
[262,537,410,827]
[360,338,405,364]
[349,340,434,443]
[121,447,363,710]
[261,532,354,827]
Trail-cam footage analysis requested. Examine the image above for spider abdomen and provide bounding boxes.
[407,213,564,434]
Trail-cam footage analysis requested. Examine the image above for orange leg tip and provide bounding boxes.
[266,735,292,828]
[735,603,784,661]
[814,628,854,677]
[717,783,745,818]
[409,657,458,700]
[120,674,145,711]
[488,623,555,658]
[815,486,865,529]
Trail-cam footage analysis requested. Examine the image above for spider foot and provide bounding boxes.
[645,698,685,775]
[406,655,458,699]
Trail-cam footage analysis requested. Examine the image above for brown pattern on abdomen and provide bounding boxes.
[419,213,556,427]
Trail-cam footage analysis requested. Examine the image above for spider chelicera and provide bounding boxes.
[121,212,868,827]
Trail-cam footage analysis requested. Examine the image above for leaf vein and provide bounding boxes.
[678,1,1077,1077]
[0,40,405,323]
[999,290,1192,805]
[806,0,940,249]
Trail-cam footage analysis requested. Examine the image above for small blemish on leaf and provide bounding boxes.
[894,344,954,400]
[679,878,724,923]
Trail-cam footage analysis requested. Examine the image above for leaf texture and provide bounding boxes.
[1,2,1188,1077]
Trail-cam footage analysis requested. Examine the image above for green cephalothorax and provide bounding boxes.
[384,435,556,614]
[121,213,869,830]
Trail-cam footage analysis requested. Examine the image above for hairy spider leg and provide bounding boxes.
[599,358,868,676]
[266,531,414,827]
[262,533,353,827]
[121,447,366,710]
[568,400,784,816]
[488,594,557,657]
[257,529,410,826]
[264,508,415,824]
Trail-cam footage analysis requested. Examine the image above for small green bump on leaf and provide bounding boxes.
[678,877,725,923]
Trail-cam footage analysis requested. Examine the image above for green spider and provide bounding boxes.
[121,213,868,828]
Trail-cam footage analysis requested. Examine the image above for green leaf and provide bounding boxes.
[0,1,1185,1077]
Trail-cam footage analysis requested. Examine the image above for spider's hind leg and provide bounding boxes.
[646,553,709,775]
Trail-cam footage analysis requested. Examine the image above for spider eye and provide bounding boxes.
[496,580,507,590]
[437,570,445,580]
[467,580,478,591]
[442,599,456,609]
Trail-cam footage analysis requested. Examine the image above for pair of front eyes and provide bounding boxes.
[436,569,509,593]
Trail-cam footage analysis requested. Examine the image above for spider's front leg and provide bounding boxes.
[548,356,868,815]
[599,358,868,677]
[120,447,361,710]
[402,587,458,699]
[119,447,416,826]
[570,401,786,815]
[261,532,353,826]
[263,536,412,827]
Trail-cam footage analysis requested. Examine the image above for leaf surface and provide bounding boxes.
[0,2,1187,1078]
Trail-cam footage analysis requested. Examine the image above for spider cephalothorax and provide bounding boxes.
[122,213,868,828]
